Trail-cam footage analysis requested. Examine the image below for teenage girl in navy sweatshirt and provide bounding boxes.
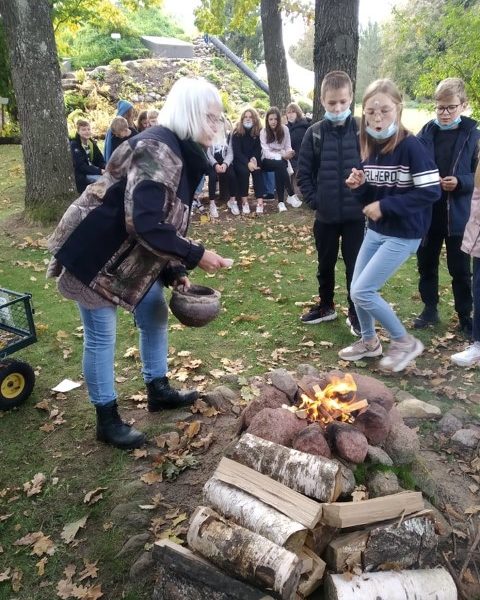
[339,79,441,373]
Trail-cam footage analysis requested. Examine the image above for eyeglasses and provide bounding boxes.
[206,113,222,126]
[435,105,461,114]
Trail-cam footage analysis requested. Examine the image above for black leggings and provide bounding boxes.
[208,163,237,200]
[232,162,265,198]
[261,158,293,202]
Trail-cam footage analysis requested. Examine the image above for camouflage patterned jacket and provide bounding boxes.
[47,127,206,312]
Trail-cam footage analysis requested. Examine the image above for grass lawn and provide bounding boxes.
[0,144,478,599]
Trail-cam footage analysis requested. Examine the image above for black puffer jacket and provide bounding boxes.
[297,116,363,223]
[287,118,310,170]
[70,133,105,193]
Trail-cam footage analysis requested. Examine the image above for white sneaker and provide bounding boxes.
[451,343,480,367]
[209,201,219,219]
[286,194,302,208]
[256,203,264,214]
[227,198,240,216]
[338,337,382,361]
[278,201,287,212]
[192,198,204,213]
[379,335,424,373]
[242,203,251,215]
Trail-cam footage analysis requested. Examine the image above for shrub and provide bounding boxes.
[64,91,88,113]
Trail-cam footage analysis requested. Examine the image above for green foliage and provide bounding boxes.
[67,26,150,69]
[0,18,17,119]
[297,99,313,114]
[195,0,259,36]
[0,119,20,138]
[64,91,89,113]
[415,3,480,117]
[356,22,383,100]
[289,22,314,70]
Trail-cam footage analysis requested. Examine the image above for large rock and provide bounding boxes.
[396,397,442,419]
[366,445,394,467]
[327,422,368,464]
[246,407,308,446]
[438,409,468,436]
[269,368,298,401]
[353,402,390,446]
[240,384,290,430]
[367,470,401,497]
[292,423,332,458]
[451,428,480,449]
[204,385,239,411]
[384,423,420,465]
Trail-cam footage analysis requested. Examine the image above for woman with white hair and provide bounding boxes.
[47,78,232,449]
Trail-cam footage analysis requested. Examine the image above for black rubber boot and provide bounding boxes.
[95,401,145,449]
[147,376,199,412]
[413,305,439,329]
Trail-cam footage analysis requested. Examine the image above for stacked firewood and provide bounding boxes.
[153,433,458,600]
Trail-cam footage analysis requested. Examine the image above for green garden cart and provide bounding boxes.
[0,288,37,410]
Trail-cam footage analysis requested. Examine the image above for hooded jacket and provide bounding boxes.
[70,133,106,193]
[103,99,135,162]
[47,126,206,312]
[286,117,310,170]
[417,115,480,236]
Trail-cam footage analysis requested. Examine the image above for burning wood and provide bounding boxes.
[295,374,368,425]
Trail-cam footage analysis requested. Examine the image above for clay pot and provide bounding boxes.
[169,284,221,327]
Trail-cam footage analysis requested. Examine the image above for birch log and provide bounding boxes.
[231,433,342,501]
[203,478,308,553]
[324,568,457,600]
[187,506,303,600]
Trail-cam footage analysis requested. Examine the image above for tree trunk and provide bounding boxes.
[313,0,360,122]
[0,0,76,221]
[187,506,303,600]
[203,478,308,553]
[260,0,290,110]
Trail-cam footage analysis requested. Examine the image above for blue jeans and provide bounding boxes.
[263,171,275,195]
[78,282,168,406]
[351,229,421,340]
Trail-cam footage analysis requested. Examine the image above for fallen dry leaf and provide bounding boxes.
[61,515,88,544]
[83,488,107,505]
[36,557,48,576]
[78,560,98,582]
[140,471,162,485]
[23,472,46,497]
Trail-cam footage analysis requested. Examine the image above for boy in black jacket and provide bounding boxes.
[297,71,364,335]
[415,78,480,337]
[70,119,105,193]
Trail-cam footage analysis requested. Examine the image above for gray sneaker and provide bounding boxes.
[379,335,424,372]
[338,337,382,361]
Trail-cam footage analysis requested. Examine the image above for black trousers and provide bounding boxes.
[417,232,472,318]
[261,158,294,202]
[232,163,265,198]
[314,219,366,312]
[208,153,237,200]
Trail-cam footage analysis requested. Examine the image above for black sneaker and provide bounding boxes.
[458,316,473,340]
[263,193,275,200]
[346,312,361,336]
[413,306,439,329]
[300,304,337,324]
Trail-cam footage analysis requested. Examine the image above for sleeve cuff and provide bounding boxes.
[183,242,205,269]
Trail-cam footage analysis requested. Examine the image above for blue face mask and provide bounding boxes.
[243,120,253,129]
[434,117,461,130]
[366,122,398,140]
[324,108,351,123]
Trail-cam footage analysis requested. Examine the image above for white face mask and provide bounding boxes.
[324,108,351,123]
[243,120,253,129]
[366,121,398,140]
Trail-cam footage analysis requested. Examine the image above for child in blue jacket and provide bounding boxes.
[339,79,441,373]
[415,78,480,338]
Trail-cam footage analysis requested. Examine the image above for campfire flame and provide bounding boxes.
[296,374,368,425]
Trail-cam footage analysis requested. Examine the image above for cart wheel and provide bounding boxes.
[0,359,35,411]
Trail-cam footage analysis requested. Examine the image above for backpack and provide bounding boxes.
[312,116,361,173]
